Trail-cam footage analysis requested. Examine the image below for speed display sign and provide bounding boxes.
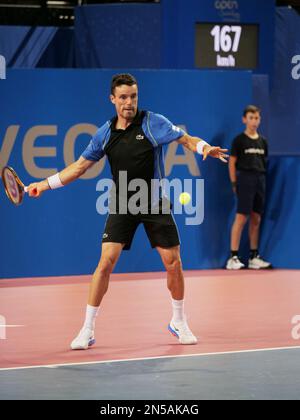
[195,23,259,69]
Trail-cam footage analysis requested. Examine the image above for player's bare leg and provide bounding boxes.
[157,246,197,345]
[71,243,124,350]
[88,243,124,307]
[157,245,184,300]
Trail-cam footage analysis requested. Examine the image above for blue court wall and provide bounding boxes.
[269,7,300,156]
[0,68,299,279]
[250,8,300,156]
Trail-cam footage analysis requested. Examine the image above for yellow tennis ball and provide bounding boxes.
[179,192,191,205]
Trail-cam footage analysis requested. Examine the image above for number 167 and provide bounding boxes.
[210,25,242,53]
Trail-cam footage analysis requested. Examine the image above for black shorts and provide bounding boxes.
[236,171,266,215]
[102,212,181,250]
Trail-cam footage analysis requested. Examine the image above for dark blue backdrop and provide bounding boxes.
[75,3,161,69]
[0,26,74,69]
[251,8,300,155]
[269,7,300,156]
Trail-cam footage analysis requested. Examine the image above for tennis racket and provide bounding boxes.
[1,166,37,205]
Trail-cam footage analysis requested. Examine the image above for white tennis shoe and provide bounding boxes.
[71,328,95,350]
[168,318,198,345]
[248,256,272,269]
[226,256,245,270]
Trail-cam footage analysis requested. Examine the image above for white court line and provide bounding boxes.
[0,325,24,328]
[1,345,300,372]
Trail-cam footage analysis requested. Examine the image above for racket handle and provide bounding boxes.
[24,186,38,196]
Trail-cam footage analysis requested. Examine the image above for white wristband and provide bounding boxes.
[196,140,209,155]
[47,173,64,190]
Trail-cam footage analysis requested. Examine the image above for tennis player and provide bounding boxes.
[27,74,228,350]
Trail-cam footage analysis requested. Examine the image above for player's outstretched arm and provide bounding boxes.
[177,134,229,163]
[27,157,94,197]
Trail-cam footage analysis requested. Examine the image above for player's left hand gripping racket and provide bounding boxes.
[1,166,37,205]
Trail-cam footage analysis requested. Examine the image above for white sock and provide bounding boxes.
[83,304,99,331]
[171,298,185,323]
